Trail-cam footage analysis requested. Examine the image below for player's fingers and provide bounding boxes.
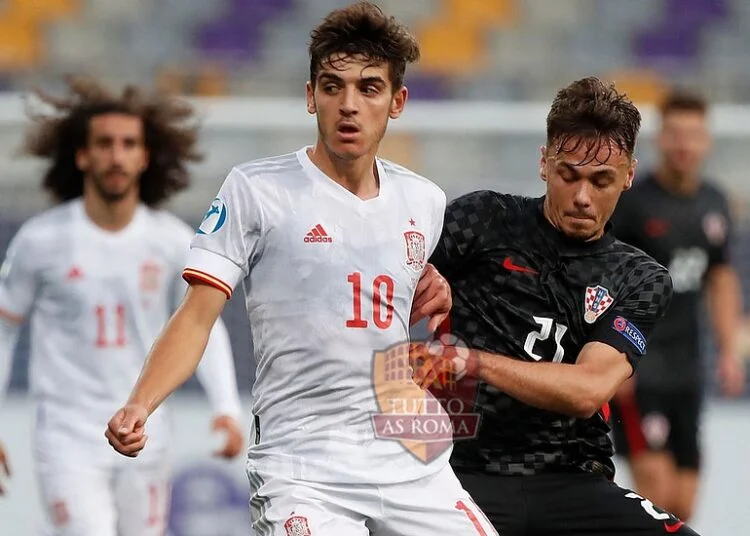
[118,410,144,437]
[0,453,10,478]
[427,311,449,334]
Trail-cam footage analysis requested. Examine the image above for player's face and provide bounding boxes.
[76,113,148,202]
[306,54,407,161]
[657,110,710,178]
[540,137,636,241]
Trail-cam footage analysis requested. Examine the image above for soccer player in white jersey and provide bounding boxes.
[107,3,496,535]
[0,77,244,535]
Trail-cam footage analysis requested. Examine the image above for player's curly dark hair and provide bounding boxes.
[546,76,642,165]
[22,76,202,207]
[308,1,420,90]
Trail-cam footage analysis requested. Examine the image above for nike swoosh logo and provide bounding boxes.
[502,257,538,275]
[664,521,684,533]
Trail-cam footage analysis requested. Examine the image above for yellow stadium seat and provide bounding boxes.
[417,19,486,75]
[6,0,80,21]
[0,17,41,69]
[606,69,668,105]
[378,133,418,170]
[196,64,229,97]
[446,0,518,28]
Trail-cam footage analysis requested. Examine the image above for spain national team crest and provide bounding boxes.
[584,285,614,324]
[139,261,162,293]
[371,336,481,463]
[404,231,426,272]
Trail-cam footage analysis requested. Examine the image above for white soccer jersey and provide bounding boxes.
[0,199,240,463]
[184,148,451,484]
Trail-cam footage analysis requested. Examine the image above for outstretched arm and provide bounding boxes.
[106,283,227,457]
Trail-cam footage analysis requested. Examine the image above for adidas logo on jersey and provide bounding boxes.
[304,224,332,244]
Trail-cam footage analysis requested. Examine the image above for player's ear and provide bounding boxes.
[306,81,316,115]
[389,86,408,119]
[539,146,548,182]
[624,158,637,191]
[75,147,89,173]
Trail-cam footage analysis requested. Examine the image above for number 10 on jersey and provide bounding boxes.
[346,272,395,329]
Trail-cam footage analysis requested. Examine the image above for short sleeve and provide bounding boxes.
[183,167,265,299]
[0,226,41,318]
[707,193,732,268]
[429,190,499,278]
[587,267,673,372]
[427,189,447,257]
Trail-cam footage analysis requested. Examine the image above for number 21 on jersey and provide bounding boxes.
[346,272,394,329]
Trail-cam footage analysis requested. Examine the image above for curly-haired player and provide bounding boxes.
[0,77,244,536]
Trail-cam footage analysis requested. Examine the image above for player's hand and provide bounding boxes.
[0,441,10,496]
[105,404,149,457]
[211,415,243,458]
[410,263,452,333]
[717,354,745,397]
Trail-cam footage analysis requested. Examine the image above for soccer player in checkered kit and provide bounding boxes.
[0,78,244,535]
[420,78,701,535]
[106,3,496,536]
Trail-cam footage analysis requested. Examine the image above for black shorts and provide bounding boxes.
[610,388,702,470]
[456,470,700,535]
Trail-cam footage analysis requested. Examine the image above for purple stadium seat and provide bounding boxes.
[634,0,727,66]
[404,73,450,100]
[196,0,294,62]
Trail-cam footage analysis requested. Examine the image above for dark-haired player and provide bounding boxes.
[106,3,489,535]
[426,77,700,534]
[610,90,745,522]
[0,77,244,535]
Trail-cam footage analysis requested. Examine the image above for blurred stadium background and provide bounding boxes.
[0,0,749,534]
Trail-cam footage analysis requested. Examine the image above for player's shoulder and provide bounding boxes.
[379,158,442,194]
[143,207,195,243]
[610,238,671,286]
[12,200,77,246]
[233,151,303,182]
[697,179,729,205]
[448,190,534,216]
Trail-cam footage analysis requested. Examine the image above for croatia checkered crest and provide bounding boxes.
[584,285,614,324]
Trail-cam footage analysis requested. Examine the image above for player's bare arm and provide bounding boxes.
[0,441,9,495]
[106,282,227,457]
[706,264,745,396]
[410,263,452,332]
[471,343,632,418]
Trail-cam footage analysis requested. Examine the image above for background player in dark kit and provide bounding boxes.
[609,90,745,523]
[424,77,699,535]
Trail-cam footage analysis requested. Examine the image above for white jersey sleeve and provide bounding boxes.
[428,188,447,258]
[164,216,242,420]
[183,167,265,298]
[0,223,43,319]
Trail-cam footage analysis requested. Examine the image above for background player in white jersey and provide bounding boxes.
[0,77,244,535]
[106,2,495,535]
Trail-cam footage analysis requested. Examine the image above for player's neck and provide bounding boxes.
[308,143,379,200]
[83,191,140,232]
[654,165,700,196]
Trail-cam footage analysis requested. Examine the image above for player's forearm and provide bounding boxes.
[707,266,742,358]
[476,351,608,418]
[195,318,242,419]
[0,315,21,405]
[127,306,213,415]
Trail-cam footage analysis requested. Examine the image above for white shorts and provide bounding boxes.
[35,450,171,536]
[247,463,497,536]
